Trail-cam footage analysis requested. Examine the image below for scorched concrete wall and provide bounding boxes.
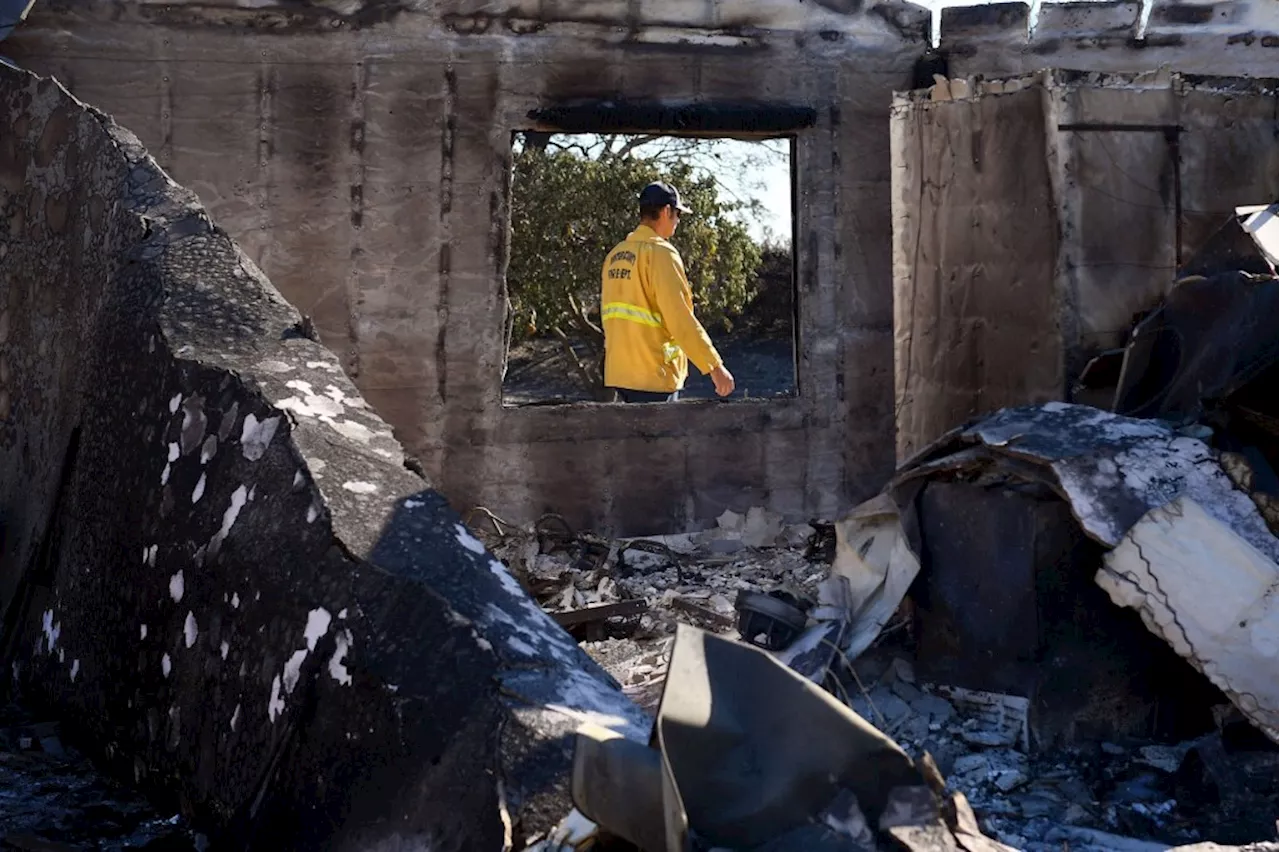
[5,0,1277,533]
[10,0,942,532]
[891,69,1279,460]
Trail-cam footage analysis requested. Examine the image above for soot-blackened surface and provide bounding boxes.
[0,65,645,850]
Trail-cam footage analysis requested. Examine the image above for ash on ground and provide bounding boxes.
[0,702,201,851]
[475,507,825,709]
[474,506,1279,852]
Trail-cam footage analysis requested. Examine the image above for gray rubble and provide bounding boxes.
[480,411,1279,851]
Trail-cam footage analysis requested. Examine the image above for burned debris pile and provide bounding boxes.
[470,506,829,714]
[482,206,1280,852]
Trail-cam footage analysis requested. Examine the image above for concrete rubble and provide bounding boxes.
[477,402,1280,849]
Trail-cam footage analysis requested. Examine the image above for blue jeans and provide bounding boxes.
[614,388,680,403]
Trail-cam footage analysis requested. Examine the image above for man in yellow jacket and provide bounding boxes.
[600,182,736,403]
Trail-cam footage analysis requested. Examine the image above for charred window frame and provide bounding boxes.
[501,101,815,408]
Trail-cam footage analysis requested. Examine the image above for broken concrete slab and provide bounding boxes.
[0,65,648,849]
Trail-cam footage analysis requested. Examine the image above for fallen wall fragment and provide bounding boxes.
[0,66,648,849]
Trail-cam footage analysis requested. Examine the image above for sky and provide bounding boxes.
[682,137,793,246]
[536,134,794,246]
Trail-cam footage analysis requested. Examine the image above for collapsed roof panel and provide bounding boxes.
[1098,495,1279,742]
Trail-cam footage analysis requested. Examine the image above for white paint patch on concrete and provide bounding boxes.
[231,593,240,609]
[184,611,199,648]
[305,608,332,651]
[277,389,343,419]
[332,419,374,444]
[169,394,182,414]
[140,624,148,640]
[282,649,308,694]
[167,442,180,461]
[505,636,536,657]
[404,499,424,509]
[210,485,249,553]
[220,641,229,660]
[70,659,79,681]
[268,676,285,722]
[161,464,172,486]
[191,473,207,504]
[240,414,281,462]
[162,654,172,678]
[328,630,353,686]
[455,525,487,555]
[169,570,185,603]
[229,704,241,732]
[342,481,377,495]
[41,610,60,653]
[306,360,340,372]
[337,608,348,620]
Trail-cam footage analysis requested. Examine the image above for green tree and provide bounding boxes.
[506,135,763,393]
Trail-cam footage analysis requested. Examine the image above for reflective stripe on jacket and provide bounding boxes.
[600,225,723,393]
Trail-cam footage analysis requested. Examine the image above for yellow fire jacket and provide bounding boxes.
[600,225,723,393]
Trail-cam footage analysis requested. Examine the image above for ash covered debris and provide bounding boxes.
[475,236,1280,849]
[0,703,203,850]
[496,400,1278,850]
[469,506,831,714]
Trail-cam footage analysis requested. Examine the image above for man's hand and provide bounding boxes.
[710,364,735,398]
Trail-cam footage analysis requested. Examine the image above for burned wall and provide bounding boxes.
[893,69,1279,461]
[5,0,1278,534]
[890,81,1063,466]
[4,0,927,536]
[0,66,648,849]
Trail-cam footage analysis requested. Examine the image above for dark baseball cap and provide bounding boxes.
[638,181,692,214]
